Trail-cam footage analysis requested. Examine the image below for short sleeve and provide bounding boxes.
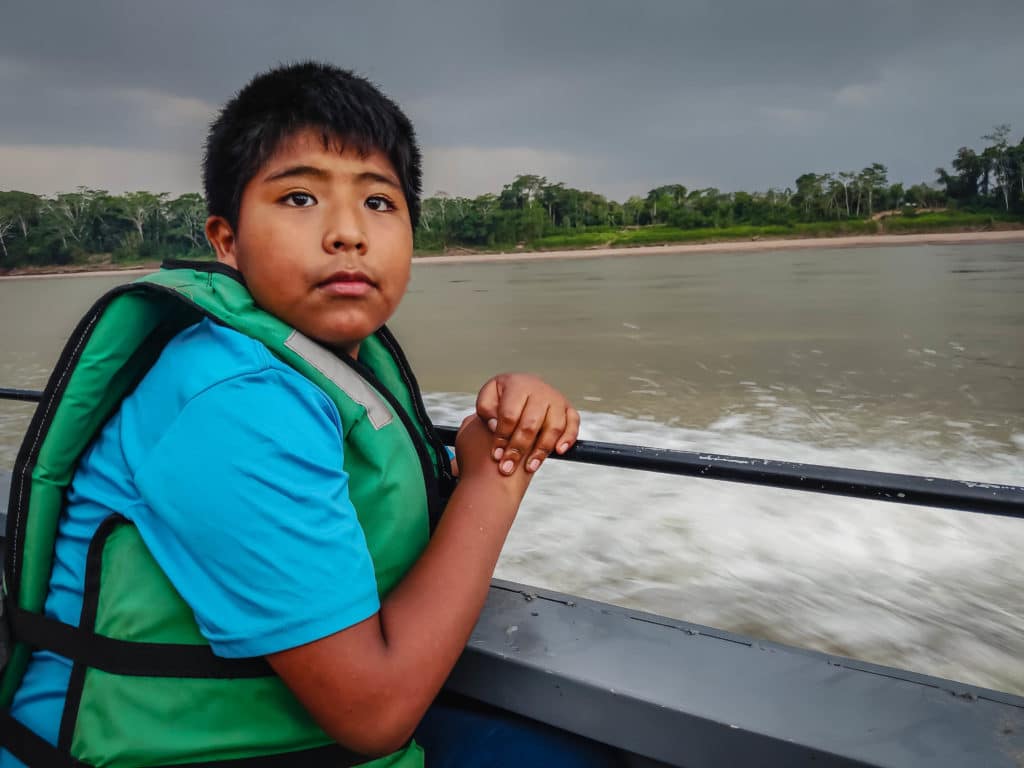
[131,367,380,658]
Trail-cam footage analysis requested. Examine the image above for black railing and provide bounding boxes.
[4,387,1024,519]
[0,388,41,404]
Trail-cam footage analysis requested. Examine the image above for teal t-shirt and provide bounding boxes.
[2,318,381,765]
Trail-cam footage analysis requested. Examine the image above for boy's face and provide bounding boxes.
[207,128,413,356]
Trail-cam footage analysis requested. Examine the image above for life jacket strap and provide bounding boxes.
[152,742,371,767]
[0,710,86,767]
[9,606,272,679]
[0,706,373,766]
[2,606,382,765]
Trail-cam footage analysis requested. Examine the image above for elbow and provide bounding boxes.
[324,699,421,758]
[330,726,417,759]
[344,729,416,760]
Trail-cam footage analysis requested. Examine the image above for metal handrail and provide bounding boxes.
[0,388,41,403]
[4,387,1023,519]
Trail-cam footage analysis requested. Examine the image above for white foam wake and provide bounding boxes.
[425,392,1024,695]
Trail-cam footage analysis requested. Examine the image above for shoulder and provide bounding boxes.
[162,317,275,384]
[155,318,333,412]
[119,319,341,454]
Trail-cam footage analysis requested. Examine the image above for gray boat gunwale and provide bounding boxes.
[448,578,1024,768]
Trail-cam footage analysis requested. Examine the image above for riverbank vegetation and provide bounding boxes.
[1,126,1022,270]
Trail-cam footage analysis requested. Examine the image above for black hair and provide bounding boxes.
[202,61,422,230]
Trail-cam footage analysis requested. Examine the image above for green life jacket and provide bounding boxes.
[0,261,454,767]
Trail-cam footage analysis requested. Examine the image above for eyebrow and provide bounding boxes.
[262,165,329,183]
[262,165,401,189]
[356,171,402,189]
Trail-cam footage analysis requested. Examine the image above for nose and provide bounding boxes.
[322,203,367,254]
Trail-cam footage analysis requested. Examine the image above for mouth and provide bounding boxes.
[317,270,376,297]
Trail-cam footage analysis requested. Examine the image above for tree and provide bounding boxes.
[0,191,43,241]
[954,147,982,198]
[167,193,209,252]
[644,185,686,225]
[434,190,451,247]
[0,191,45,267]
[538,182,566,225]
[885,183,905,211]
[794,173,827,219]
[858,163,888,217]
[500,175,546,210]
[905,183,943,208]
[983,124,1014,211]
[45,188,106,251]
[0,214,15,266]
[823,174,843,218]
[1011,139,1024,208]
[623,196,646,225]
[121,192,152,242]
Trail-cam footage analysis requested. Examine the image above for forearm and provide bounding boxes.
[382,474,520,667]
[374,474,523,732]
[268,470,526,755]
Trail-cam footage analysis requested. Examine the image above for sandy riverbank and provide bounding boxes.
[414,229,1024,265]
[0,264,160,281]
[2,229,1022,279]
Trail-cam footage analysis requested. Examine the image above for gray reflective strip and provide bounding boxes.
[283,331,393,430]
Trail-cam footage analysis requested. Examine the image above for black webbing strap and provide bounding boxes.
[159,742,371,767]
[0,710,85,767]
[0,707,373,767]
[11,608,272,679]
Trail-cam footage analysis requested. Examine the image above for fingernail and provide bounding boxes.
[493,447,504,460]
[500,460,514,474]
[487,418,498,431]
[528,458,541,472]
[558,442,570,454]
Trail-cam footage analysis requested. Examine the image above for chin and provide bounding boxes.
[314,325,371,350]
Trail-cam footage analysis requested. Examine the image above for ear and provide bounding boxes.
[205,216,239,268]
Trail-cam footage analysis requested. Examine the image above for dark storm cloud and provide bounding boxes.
[2,0,1023,198]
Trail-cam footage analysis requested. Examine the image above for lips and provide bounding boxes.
[318,270,375,297]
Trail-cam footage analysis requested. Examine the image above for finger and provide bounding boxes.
[499,398,549,475]
[555,407,581,454]
[475,378,501,434]
[525,409,567,473]
[491,383,529,463]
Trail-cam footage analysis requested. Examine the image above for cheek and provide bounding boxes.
[374,226,412,298]
[239,222,307,270]
[243,225,289,261]
[235,242,305,309]
[388,259,412,303]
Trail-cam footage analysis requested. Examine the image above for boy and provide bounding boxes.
[0,62,616,766]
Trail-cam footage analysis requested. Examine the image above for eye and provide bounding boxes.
[365,195,396,212]
[282,192,316,208]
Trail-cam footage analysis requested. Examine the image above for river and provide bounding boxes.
[1,242,1022,694]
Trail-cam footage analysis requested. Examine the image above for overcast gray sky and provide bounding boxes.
[2,1,1022,202]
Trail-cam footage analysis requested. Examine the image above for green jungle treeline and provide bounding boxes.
[2,125,1023,270]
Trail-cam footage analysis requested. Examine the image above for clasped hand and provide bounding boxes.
[470,373,580,476]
